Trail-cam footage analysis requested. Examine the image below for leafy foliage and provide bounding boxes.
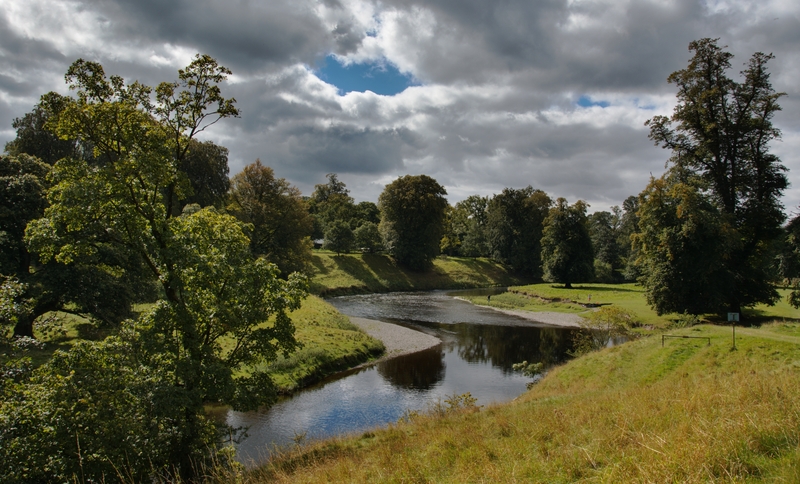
[379,175,448,271]
[541,198,594,288]
[228,159,313,275]
[4,100,84,165]
[645,38,786,313]
[780,213,800,308]
[13,56,307,480]
[588,210,623,282]
[324,220,356,255]
[634,177,732,315]
[354,221,383,253]
[0,336,218,484]
[179,139,230,209]
[486,187,551,276]
[308,173,356,238]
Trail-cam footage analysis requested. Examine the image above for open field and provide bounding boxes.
[245,322,800,483]
[460,282,800,330]
[308,251,532,296]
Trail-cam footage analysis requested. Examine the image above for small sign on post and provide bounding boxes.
[728,312,739,349]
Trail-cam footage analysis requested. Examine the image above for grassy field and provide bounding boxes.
[244,322,800,483]
[460,282,800,330]
[308,251,532,296]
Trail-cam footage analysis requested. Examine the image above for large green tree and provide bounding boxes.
[379,174,448,270]
[308,173,356,238]
[20,56,306,479]
[645,38,787,314]
[178,139,230,209]
[323,219,356,255]
[633,175,731,315]
[0,154,145,338]
[486,187,551,277]
[541,198,594,288]
[228,159,313,275]
[588,210,623,282]
[4,98,85,165]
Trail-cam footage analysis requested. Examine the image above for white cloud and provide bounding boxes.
[0,0,798,215]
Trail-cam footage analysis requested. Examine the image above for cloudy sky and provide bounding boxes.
[1,0,799,213]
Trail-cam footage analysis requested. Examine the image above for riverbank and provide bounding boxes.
[262,296,385,393]
[348,317,441,362]
[244,322,800,482]
[309,251,531,296]
[454,297,585,327]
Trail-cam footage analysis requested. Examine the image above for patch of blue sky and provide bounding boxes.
[315,55,419,96]
[577,95,610,108]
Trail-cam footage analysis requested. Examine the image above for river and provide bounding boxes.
[227,289,578,465]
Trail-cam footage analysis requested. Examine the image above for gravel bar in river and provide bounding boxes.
[349,317,441,362]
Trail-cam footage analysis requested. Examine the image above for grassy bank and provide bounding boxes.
[460,282,800,330]
[261,295,384,393]
[4,296,383,395]
[246,322,800,482]
[308,251,531,296]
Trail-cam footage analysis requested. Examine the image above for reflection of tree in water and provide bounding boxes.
[452,323,575,373]
[377,347,445,390]
[537,327,575,366]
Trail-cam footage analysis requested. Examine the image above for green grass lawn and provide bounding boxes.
[258,295,384,393]
[460,282,800,330]
[248,322,800,483]
[308,251,531,296]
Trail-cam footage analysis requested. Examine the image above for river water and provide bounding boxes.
[227,289,577,465]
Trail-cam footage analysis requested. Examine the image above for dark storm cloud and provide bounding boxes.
[231,123,417,183]
[378,0,708,92]
[81,0,341,72]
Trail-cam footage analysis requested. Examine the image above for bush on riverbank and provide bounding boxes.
[308,251,531,296]
[243,322,800,482]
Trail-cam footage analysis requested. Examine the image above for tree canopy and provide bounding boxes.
[541,198,594,288]
[9,55,307,480]
[379,174,448,271]
[228,159,313,275]
[633,175,731,315]
[487,187,552,277]
[644,38,787,314]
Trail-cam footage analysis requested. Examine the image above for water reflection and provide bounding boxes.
[229,290,578,466]
[377,346,445,389]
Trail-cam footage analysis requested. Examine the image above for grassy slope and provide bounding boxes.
[249,323,800,483]
[4,297,384,395]
[308,251,531,296]
[260,295,384,393]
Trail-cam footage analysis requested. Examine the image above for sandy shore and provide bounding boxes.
[349,317,441,362]
[487,307,585,327]
[452,297,586,328]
